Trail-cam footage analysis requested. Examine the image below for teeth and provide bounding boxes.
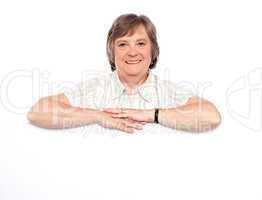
[126,60,141,64]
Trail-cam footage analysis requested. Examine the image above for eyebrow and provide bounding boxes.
[115,38,147,43]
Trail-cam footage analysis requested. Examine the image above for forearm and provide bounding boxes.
[27,102,99,129]
[157,102,221,132]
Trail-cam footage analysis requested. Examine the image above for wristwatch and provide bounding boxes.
[154,108,159,123]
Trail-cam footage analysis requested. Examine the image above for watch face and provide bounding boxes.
[154,108,159,123]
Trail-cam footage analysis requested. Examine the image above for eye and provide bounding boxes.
[118,43,127,47]
[137,42,146,47]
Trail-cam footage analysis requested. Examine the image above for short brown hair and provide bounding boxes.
[106,14,160,71]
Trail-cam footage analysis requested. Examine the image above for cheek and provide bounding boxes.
[114,49,126,62]
[142,48,152,61]
[143,45,152,57]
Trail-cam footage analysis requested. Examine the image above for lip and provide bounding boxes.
[125,60,142,64]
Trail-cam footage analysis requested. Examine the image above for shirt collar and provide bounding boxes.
[111,70,156,103]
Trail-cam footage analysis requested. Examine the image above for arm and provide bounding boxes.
[156,96,221,132]
[104,96,222,133]
[27,93,99,129]
[27,93,144,133]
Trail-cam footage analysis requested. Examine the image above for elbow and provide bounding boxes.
[209,101,222,127]
[26,110,57,129]
[216,109,222,126]
[211,110,222,129]
[26,98,41,124]
[26,110,41,127]
[27,102,37,124]
[197,102,222,133]
[206,103,222,131]
[27,110,34,123]
[26,97,68,129]
[26,98,54,128]
[26,97,49,126]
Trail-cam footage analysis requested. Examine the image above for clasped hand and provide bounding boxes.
[97,108,154,133]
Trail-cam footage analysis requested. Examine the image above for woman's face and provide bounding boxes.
[114,24,152,78]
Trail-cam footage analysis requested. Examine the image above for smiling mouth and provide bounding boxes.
[125,60,142,64]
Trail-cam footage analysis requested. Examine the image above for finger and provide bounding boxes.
[120,109,132,113]
[122,119,143,130]
[111,113,129,118]
[117,122,134,134]
[103,108,122,114]
[123,127,135,134]
[112,114,147,125]
[127,119,146,127]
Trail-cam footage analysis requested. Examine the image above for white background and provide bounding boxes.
[0,0,262,199]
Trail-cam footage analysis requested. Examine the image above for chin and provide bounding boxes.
[125,70,141,76]
[125,68,144,75]
[128,64,147,70]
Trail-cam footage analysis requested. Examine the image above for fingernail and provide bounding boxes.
[137,125,143,130]
[128,130,134,134]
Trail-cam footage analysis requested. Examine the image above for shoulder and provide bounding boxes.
[63,71,112,98]
[155,75,196,106]
[71,71,112,93]
[62,71,112,108]
[156,75,195,94]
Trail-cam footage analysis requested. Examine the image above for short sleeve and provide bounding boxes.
[174,82,195,106]
[157,80,195,108]
[63,78,106,109]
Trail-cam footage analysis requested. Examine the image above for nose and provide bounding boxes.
[127,45,138,57]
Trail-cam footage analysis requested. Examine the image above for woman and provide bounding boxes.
[27,14,221,133]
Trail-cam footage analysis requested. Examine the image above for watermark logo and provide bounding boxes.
[5,66,261,134]
[226,67,262,132]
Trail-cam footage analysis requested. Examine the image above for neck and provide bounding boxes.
[117,71,149,93]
